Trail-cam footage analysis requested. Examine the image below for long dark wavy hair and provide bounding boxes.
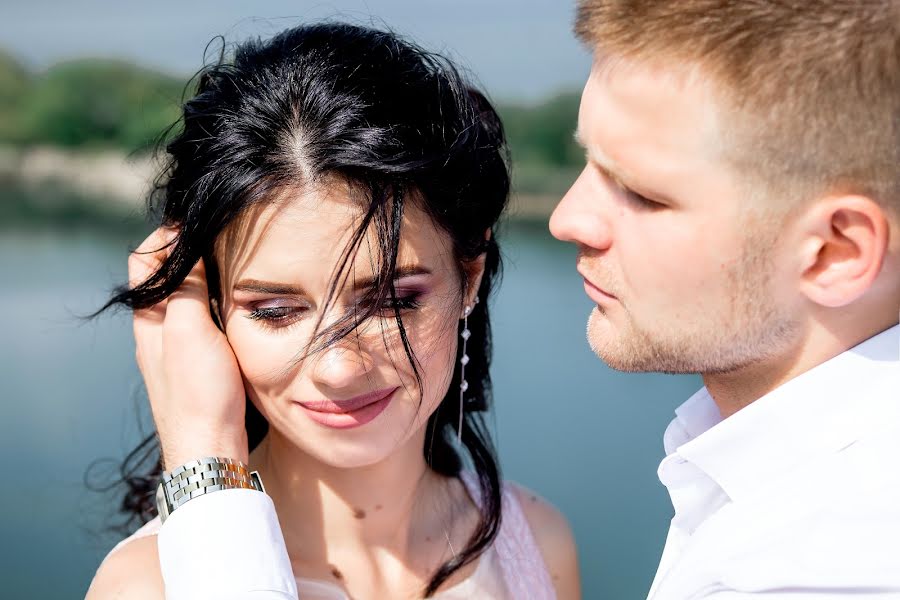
[98,22,509,596]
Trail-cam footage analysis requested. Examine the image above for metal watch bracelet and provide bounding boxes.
[155,456,265,523]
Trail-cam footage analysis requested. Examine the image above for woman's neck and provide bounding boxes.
[249,429,465,567]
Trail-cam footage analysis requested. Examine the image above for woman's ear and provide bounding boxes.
[462,252,488,310]
[462,229,492,309]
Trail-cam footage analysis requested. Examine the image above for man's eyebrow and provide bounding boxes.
[573,131,673,203]
[233,265,432,295]
[573,130,630,183]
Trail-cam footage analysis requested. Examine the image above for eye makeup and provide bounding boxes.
[358,274,431,315]
[238,272,434,331]
[245,298,311,332]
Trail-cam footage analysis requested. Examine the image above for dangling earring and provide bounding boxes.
[458,296,478,443]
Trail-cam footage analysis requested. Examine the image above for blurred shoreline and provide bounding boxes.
[0,145,561,232]
[0,49,580,231]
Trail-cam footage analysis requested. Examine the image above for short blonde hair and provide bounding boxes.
[575,0,900,211]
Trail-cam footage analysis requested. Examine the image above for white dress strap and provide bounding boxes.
[460,472,557,600]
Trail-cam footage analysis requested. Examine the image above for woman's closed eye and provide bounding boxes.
[245,290,423,331]
[361,290,424,314]
[246,301,309,330]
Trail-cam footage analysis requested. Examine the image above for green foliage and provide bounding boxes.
[0,54,185,152]
[499,92,583,194]
[500,92,583,168]
[0,51,31,141]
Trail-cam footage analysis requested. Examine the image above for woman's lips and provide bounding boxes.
[295,387,399,429]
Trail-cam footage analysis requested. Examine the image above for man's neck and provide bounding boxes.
[704,318,898,419]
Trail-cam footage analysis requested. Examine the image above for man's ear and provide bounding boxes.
[796,195,889,308]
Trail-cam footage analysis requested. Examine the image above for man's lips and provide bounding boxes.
[297,387,399,414]
[578,269,617,303]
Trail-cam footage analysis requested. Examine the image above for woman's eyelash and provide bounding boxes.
[366,292,423,313]
[247,306,299,321]
[245,292,423,330]
[246,305,307,331]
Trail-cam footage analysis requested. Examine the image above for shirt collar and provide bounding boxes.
[662,387,722,456]
[667,324,899,503]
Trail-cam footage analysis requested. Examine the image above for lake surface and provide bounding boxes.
[0,221,700,599]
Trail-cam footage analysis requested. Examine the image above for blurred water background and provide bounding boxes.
[0,2,700,598]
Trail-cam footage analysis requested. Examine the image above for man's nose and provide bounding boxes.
[310,335,375,390]
[549,168,614,252]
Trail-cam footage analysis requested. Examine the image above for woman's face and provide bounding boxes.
[217,183,474,468]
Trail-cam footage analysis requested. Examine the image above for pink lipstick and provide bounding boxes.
[295,387,398,429]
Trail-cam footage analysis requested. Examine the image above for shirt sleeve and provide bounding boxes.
[157,488,298,600]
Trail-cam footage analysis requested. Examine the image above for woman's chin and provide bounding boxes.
[302,440,399,470]
[272,422,410,470]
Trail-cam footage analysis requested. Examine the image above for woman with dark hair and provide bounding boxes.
[87,23,579,600]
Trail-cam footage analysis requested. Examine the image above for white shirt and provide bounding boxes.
[157,489,298,599]
[648,325,900,599]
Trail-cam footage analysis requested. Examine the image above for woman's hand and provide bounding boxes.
[129,226,249,470]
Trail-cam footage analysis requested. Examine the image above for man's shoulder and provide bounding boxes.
[710,424,900,573]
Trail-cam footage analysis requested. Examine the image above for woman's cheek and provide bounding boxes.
[226,322,296,392]
[406,312,459,410]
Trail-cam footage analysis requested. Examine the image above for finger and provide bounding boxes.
[128,226,179,289]
[164,258,222,339]
[131,227,178,366]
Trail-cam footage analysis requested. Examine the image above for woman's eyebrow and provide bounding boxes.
[233,280,305,295]
[351,265,432,291]
[233,266,431,295]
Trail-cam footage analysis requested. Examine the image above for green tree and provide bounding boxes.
[499,92,584,195]
[500,92,583,167]
[0,51,30,142]
[16,59,184,151]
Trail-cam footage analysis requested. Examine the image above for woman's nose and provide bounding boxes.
[310,336,375,389]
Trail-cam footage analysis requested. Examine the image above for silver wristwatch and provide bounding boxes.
[155,456,265,523]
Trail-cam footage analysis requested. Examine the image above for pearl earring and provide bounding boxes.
[458,296,478,443]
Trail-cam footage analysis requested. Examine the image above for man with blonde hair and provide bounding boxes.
[550,0,900,597]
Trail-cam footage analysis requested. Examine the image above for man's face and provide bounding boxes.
[550,59,799,374]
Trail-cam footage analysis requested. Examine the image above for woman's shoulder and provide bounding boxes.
[86,523,165,600]
[504,480,581,600]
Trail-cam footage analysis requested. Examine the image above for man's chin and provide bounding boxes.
[586,308,639,371]
[586,308,679,373]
